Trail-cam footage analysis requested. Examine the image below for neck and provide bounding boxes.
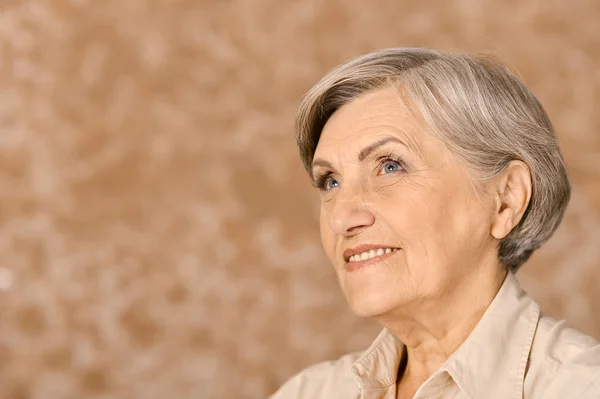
[377,264,508,383]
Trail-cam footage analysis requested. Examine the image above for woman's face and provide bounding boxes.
[312,87,499,318]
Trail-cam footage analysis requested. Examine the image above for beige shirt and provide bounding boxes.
[270,272,600,398]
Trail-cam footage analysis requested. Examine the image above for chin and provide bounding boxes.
[344,288,401,318]
[339,264,408,318]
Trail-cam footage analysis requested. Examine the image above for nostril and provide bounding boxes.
[330,205,376,236]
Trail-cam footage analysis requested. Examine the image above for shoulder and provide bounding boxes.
[268,352,362,399]
[526,315,600,398]
[532,315,600,367]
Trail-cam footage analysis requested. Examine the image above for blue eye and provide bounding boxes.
[380,160,403,174]
[325,177,340,190]
[313,172,341,191]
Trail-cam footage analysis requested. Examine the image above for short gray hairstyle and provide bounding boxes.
[295,48,571,271]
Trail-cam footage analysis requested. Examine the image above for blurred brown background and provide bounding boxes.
[0,1,598,398]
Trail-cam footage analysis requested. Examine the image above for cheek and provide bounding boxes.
[375,182,460,255]
[398,185,488,252]
[374,181,430,234]
[319,205,336,260]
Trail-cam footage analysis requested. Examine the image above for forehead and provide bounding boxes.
[315,88,424,155]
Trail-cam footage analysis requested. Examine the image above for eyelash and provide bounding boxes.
[313,171,334,191]
[312,152,407,191]
[375,152,407,174]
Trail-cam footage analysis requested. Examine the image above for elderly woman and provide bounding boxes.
[270,48,600,399]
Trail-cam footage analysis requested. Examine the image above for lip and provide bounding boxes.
[342,244,401,272]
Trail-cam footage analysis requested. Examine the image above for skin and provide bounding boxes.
[311,87,532,398]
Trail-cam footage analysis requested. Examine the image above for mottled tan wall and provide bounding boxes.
[0,1,598,398]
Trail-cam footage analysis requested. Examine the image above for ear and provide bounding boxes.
[490,160,532,240]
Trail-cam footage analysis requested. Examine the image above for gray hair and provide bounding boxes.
[295,48,571,271]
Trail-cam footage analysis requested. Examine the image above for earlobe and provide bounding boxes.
[490,161,532,240]
[490,210,513,239]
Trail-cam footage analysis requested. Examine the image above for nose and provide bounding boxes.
[329,197,376,236]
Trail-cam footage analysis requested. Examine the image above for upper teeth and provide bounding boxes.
[348,248,398,262]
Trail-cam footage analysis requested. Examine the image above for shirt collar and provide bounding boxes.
[351,328,404,390]
[443,271,540,399]
[350,272,541,399]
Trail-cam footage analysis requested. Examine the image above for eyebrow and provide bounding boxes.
[311,158,335,172]
[357,136,408,161]
[310,136,411,179]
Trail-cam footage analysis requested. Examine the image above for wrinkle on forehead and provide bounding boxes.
[316,88,428,162]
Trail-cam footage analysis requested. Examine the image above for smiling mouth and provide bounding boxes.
[346,247,400,263]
